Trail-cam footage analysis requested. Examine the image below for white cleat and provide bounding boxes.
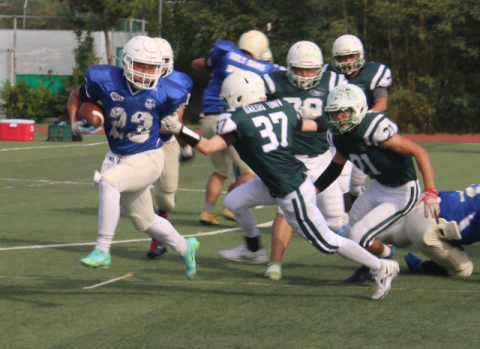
[218,244,268,264]
[371,259,400,300]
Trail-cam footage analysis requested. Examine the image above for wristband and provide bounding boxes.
[177,125,201,148]
[314,116,329,133]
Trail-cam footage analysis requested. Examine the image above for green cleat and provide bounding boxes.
[80,248,111,268]
[182,237,199,280]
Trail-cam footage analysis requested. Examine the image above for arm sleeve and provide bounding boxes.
[373,86,388,100]
[294,119,303,132]
[314,161,345,193]
[219,131,238,147]
[79,85,90,102]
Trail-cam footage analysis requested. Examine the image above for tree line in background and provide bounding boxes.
[1,0,480,134]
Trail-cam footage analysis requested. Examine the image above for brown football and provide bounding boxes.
[77,101,105,128]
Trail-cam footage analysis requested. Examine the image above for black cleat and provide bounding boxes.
[147,240,168,260]
[344,265,375,283]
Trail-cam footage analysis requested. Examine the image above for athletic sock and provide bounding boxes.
[378,244,392,258]
[204,203,215,215]
[245,237,260,252]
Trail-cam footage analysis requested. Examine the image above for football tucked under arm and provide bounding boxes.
[72,100,104,135]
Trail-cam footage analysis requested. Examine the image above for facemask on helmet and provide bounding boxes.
[238,30,269,60]
[153,38,174,78]
[260,48,273,63]
[122,36,164,90]
[220,71,267,109]
[286,41,323,90]
[324,84,368,133]
[331,34,365,75]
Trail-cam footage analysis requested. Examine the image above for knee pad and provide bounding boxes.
[155,192,176,212]
[127,212,154,232]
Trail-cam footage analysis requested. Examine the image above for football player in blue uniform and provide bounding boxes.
[67,36,199,280]
[191,30,278,225]
[161,71,401,300]
[379,184,480,277]
[146,37,195,260]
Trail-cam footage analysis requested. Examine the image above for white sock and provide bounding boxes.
[337,237,382,271]
[233,208,259,238]
[379,245,392,258]
[145,215,187,255]
[95,181,121,254]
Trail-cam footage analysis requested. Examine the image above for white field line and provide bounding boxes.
[83,273,133,289]
[0,177,212,192]
[0,221,273,251]
[0,142,107,151]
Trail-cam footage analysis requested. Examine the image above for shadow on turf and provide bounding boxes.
[50,206,98,216]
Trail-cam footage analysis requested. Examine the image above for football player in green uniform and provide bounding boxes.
[326,34,393,217]
[315,84,440,284]
[326,34,394,281]
[261,41,346,280]
[162,70,400,300]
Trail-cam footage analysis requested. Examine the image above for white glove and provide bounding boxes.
[298,106,321,120]
[71,120,102,135]
[160,112,182,134]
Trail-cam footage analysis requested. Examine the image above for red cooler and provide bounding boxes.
[0,119,35,141]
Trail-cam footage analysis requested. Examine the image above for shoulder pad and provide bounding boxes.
[216,112,238,135]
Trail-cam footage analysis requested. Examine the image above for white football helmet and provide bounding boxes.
[331,34,365,75]
[324,84,368,133]
[238,30,269,60]
[286,41,324,90]
[153,37,174,77]
[122,36,164,90]
[220,71,267,109]
[260,48,273,63]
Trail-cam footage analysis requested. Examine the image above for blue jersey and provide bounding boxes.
[159,70,194,143]
[85,65,188,155]
[201,40,278,114]
[438,184,480,246]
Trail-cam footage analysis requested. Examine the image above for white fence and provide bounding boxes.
[0,29,139,84]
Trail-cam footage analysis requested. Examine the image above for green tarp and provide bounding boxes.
[16,75,70,95]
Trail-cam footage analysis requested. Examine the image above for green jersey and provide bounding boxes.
[216,99,307,197]
[263,70,341,156]
[331,112,416,187]
[324,62,392,108]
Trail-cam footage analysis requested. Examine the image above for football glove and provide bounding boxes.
[71,120,102,135]
[160,112,182,134]
[298,106,321,120]
[416,188,440,218]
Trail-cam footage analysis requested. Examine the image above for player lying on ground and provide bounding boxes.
[378,184,480,277]
[162,70,400,300]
